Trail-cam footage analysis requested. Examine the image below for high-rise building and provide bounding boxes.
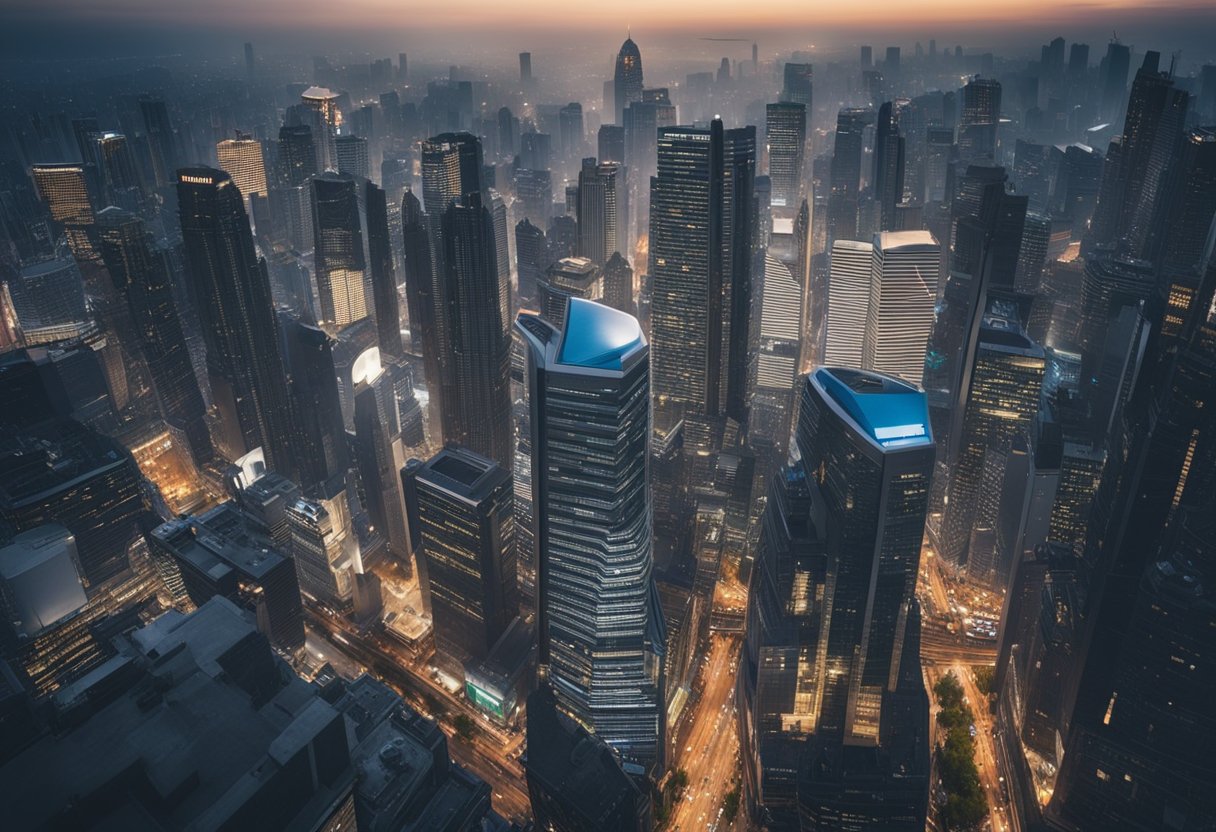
[766,102,807,209]
[364,180,403,360]
[351,348,411,567]
[827,108,871,244]
[739,367,933,828]
[576,158,620,266]
[824,239,874,368]
[406,446,517,675]
[1099,40,1131,121]
[0,419,147,589]
[781,62,814,109]
[216,135,267,205]
[6,255,90,345]
[513,168,552,226]
[335,134,370,180]
[420,132,483,215]
[873,101,906,231]
[613,37,644,124]
[96,208,212,465]
[602,251,634,315]
[286,488,357,609]
[278,124,318,187]
[436,193,513,468]
[311,172,370,328]
[31,163,95,260]
[648,120,756,434]
[176,167,296,474]
[863,231,940,386]
[150,503,306,652]
[519,51,532,85]
[938,320,1046,567]
[282,320,349,493]
[538,256,601,324]
[139,97,179,190]
[959,77,1002,164]
[517,299,665,770]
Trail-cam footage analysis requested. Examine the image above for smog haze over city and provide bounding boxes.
[0,1,1213,831]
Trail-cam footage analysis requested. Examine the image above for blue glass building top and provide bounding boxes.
[556,298,645,370]
[814,367,933,449]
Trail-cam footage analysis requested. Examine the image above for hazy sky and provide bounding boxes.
[2,0,1214,66]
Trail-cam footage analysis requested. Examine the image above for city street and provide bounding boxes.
[670,633,743,832]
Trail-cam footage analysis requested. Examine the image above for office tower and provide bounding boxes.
[860,45,873,67]
[648,120,756,434]
[739,368,933,828]
[525,686,649,832]
[311,172,370,328]
[1099,40,1131,120]
[278,124,318,187]
[139,97,179,190]
[176,167,296,473]
[286,489,356,609]
[514,217,549,300]
[575,158,620,266]
[863,231,940,385]
[243,41,255,80]
[781,62,813,109]
[1090,57,1189,254]
[436,193,513,468]
[517,299,665,770]
[300,85,340,164]
[1067,42,1089,79]
[1015,210,1050,293]
[598,124,625,163]
[6,255,90,345]
[151,502,306,652]
[558,102,584,161]
[603,251,634,315]
[938,320,1045,567]
[216,134,267,207]
[613,36,644,124]
[827,108,870,244]
[873,101,906,231]
[538,256,601,323]
[1044,254,1216,830]
[959,77,1001,163]
[364,180,403,360]
[519,51,532,85]
[421,132,483,215]
[282,320,348,493]
[95,208,212,465]
[751,254,803,467]
[31,163,95,259]
[520,131,553,172]
[351,348,411,566]
[824,240,874,367]
[0,418,147,589]
[408,446,517,674]
[332,134,369,180]
[884,45,901,72]
[92,132,144,207]
[513,167,552,226]
[766,102,807,209]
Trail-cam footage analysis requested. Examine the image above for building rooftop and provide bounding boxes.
[415,445,510,505]
[874,230,939,252]
[814,367,933,450]
[151,502,288,581]
[555,297,646,370]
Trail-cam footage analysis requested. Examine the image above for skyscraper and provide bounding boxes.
[365,180,403,360]
[575,158,620,266]
[824,239,874,368]
[602,251,634,315]
[436,193,513,469]
[538,256,601,324]
[873,100,906,231]
[407,446,517,675]
[176,167,296,474]
[95,207,212,465]
[517,299,665,770]
[739,367,933,828]
[311,172,370,328]
[938,320,1046,567]
[216,134,267,205]
[420,132,483,216]
[286,489,357,609]
[139,97,179,190]
[351,347,411,567]
[863,231,941,386]
[282,320,348,493]
[766,102,807,209]
[277,124,318,187]
[827,108,870,244]
[781,62,813,109]
[613,37,644,124]
[31,163,96,260]
[959,77,1002,164]
[335,134,370,179]
[648,120,756,434]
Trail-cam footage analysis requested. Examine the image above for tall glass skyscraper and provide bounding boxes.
[516,298,665,771]
[739,367,934,828]
[765,102,807,209]
[613,37,644,124]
